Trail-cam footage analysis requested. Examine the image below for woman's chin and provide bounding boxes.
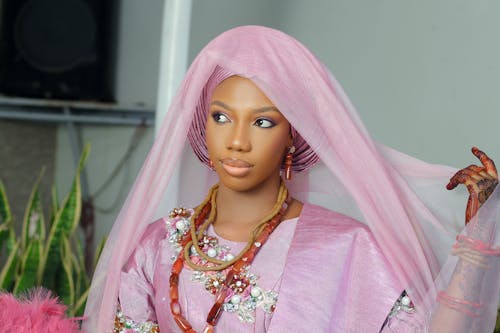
[216,173,282,194]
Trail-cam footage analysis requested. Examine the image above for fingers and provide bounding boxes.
[461,169,482,181]
[469,165,494,180]
[450,148,498,224]
[466,165,483,173]
[447,169,476,190]
[446,177,459,190]
[472,147,498,178]
[447,147,497,192]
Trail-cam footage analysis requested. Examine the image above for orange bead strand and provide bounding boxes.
[169,183,290,332]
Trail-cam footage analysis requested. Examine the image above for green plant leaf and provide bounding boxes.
[6,228,17,253]
[72,253,82,301]
[55,236,75,313]
[71,235,89,298]
[41,144,89,289]
[0,180,13,253]
[93,235,107,271]
[0,221,11,255]
[0,239,19,291]
[0,180,14,258]
[73,235,86,275]
[49,185,59,228]
[21,169,46,251]
[0,180,12,225]
[13,239,42,295]
[73,287,90,317]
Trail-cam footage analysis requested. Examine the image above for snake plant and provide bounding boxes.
[0,144,100,316]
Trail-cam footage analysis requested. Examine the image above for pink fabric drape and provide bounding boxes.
[84,26,500,332]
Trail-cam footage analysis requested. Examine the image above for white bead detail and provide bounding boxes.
[175,220,185,230]
[231,294,242,304]
[254,242,262,247]
[250,287,262,297]
[207,248,217,258]
[401,296,411,306]
[225,253,235,261]
[115,309,159,333]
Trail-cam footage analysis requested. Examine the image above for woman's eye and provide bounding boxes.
[254,118,276,128]
[212,112,230,123]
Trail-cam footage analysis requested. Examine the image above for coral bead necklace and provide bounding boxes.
[169,181,290,333]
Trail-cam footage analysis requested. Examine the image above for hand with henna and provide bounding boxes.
[446,147,498,224]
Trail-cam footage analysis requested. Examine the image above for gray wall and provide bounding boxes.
[113,0,164,108]
[190,0,500,167]
[0,121,56,229]
[189,0,277,61]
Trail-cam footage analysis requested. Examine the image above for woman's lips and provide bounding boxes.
[220,158,254,177]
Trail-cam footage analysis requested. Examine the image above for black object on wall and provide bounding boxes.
[0,0,113,101]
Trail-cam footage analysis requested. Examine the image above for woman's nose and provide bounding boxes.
[226,123,251,152]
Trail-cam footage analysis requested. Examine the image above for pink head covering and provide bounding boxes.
[83,26,500,332]
[187,65,319,172]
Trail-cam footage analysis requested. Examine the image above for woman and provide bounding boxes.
[84,26,500,332]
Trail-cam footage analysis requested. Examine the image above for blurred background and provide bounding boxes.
[0,0,499,257]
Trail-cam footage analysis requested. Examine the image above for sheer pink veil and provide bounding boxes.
[83,26,500,332]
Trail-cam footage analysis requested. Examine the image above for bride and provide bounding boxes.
[83,26,500,332]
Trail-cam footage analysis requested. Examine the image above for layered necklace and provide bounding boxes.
[169,181,290,333]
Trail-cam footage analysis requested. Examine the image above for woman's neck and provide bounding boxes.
[213,177,302,242]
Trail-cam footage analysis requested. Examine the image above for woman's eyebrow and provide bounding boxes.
[210,101,233,111]
[210,101,279,114]
[252,106,280,114]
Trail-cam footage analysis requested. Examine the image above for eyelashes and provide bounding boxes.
[210,111,276,128]
[254,118,276,128]
[211,112,230,124]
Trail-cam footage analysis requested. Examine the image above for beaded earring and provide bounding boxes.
[284,146,295,180]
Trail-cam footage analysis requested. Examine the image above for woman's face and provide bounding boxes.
[206,76,292,192]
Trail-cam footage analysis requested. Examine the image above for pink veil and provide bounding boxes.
[83,26,500,332]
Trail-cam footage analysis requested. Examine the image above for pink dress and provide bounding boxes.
[84,26,500,332]
[116,203,420,332]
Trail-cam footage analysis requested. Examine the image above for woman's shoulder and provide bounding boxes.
[300,202,369,231]
[296,203,387,261]
[296,202,378,248]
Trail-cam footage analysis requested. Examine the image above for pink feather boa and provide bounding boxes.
[0,289,81,333]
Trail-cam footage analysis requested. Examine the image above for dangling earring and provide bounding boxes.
[209,159,214,169]
[285,146,295,180]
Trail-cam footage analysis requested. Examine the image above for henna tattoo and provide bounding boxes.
[447,147,498,224]
[478,181,497,204]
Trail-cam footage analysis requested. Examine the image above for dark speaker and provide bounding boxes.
[0,0,113,101]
